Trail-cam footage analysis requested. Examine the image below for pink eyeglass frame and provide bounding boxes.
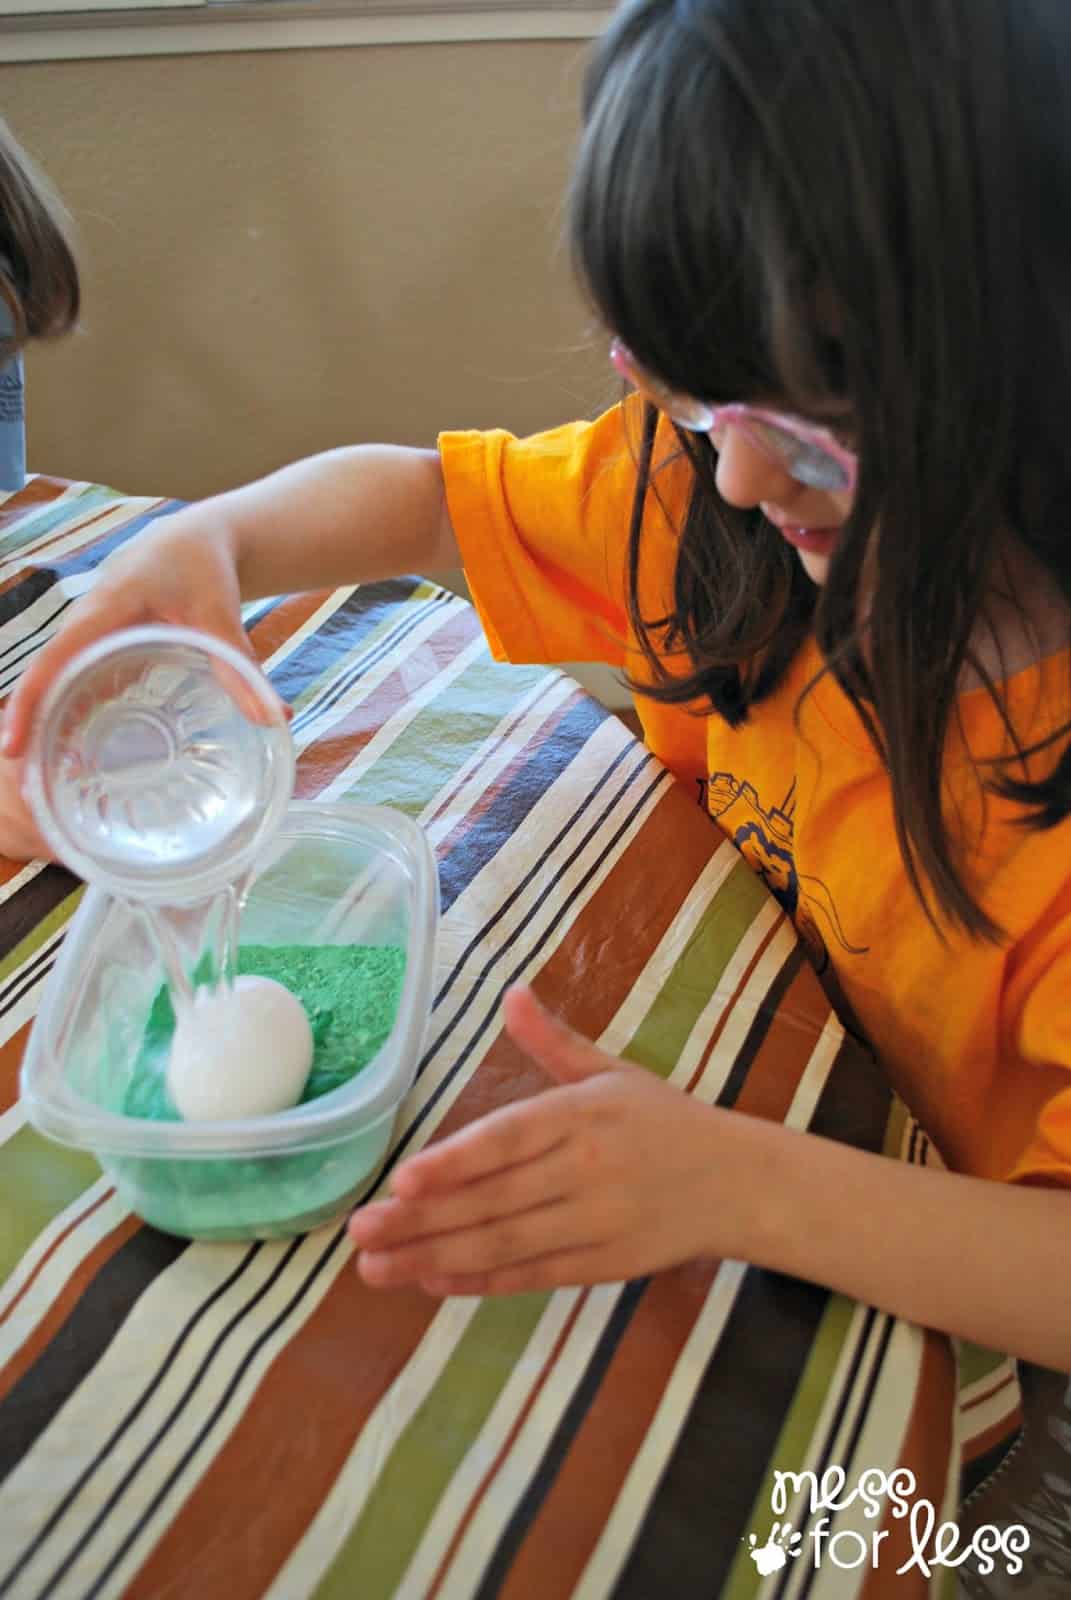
[609,337,858,495]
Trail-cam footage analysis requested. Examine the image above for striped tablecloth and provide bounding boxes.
[0,479,1022,1600]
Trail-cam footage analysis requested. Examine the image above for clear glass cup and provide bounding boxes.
[25,625,295,905]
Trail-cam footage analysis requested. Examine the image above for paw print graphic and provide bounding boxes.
[746,1523,803,1576]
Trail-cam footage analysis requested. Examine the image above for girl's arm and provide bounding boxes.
[3,445,458,756]
[349,985,1071,1373]
[219,445,459,601]
[753,1114,1071,1369]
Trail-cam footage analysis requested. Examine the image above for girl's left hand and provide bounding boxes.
[348,984,762,1297]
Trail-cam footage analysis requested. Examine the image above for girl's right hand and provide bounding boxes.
[0,507,284,761]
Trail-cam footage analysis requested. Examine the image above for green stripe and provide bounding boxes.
[0,887,84,989]
[0,1124,102,1283]
[881,1095,911,1161]
[311,1292,552,1600]
[956,1340,1014,1390]
[720,1293,860,1600]
[337,656,551,816]
[625,857,771,1079]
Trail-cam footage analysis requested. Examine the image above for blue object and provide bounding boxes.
[0,294,25,492]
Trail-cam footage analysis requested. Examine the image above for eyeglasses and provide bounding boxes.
[609,337,857,495]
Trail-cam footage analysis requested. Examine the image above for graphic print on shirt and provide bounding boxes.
[700,771,868,972]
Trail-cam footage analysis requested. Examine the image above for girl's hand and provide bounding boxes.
[349,985,760,1296]
[0,506,282,760]
[0,754,51,862]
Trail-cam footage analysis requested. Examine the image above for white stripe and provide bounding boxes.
[0,860,46,908]
[571,1260,749,1599]
[783,1009,846,1131]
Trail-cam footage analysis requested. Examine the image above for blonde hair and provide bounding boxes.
[0,118,79,352]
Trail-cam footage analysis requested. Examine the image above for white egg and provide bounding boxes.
[167,974,314,1122]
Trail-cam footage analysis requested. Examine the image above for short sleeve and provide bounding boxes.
[439,402,687,671]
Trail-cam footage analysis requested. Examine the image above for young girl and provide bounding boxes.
[5,0,1071,1371]
[0,118,79,489]
[0,118,79,860]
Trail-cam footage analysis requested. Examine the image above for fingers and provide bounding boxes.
[502,985,619,1087]
[354,1196,586,1288]
[388,1091,570,1200]
[351,1138,571,1251]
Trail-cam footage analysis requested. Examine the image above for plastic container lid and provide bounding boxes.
[25,625,294,905]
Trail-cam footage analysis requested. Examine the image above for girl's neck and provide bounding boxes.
[961,537,1070,693]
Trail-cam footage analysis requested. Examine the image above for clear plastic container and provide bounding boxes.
[21,801,439,1239]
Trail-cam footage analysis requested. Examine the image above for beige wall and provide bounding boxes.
[1,39,614,498]
[0,40,631,707]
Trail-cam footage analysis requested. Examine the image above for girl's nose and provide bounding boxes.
[713,423,792,509]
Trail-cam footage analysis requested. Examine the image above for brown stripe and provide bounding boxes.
[494,934,829,1599]
[859,1327,956,1600]
[292,606,479,799]
[245,591,335,663]
[0,858,30,890]
[0,1212,141,1404]
[0,1186,114,1332]
[119,778,716,1599]
[0,1019,32,1114]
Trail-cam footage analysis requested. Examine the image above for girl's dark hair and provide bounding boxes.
[0,118,79,355]
[568,0,1071,940]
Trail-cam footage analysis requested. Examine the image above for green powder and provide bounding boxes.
[122,942,407,1121]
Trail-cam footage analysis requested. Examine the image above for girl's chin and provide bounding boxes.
[798,547,833,586]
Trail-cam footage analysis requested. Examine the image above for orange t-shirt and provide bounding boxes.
[439,404,1071,1189]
